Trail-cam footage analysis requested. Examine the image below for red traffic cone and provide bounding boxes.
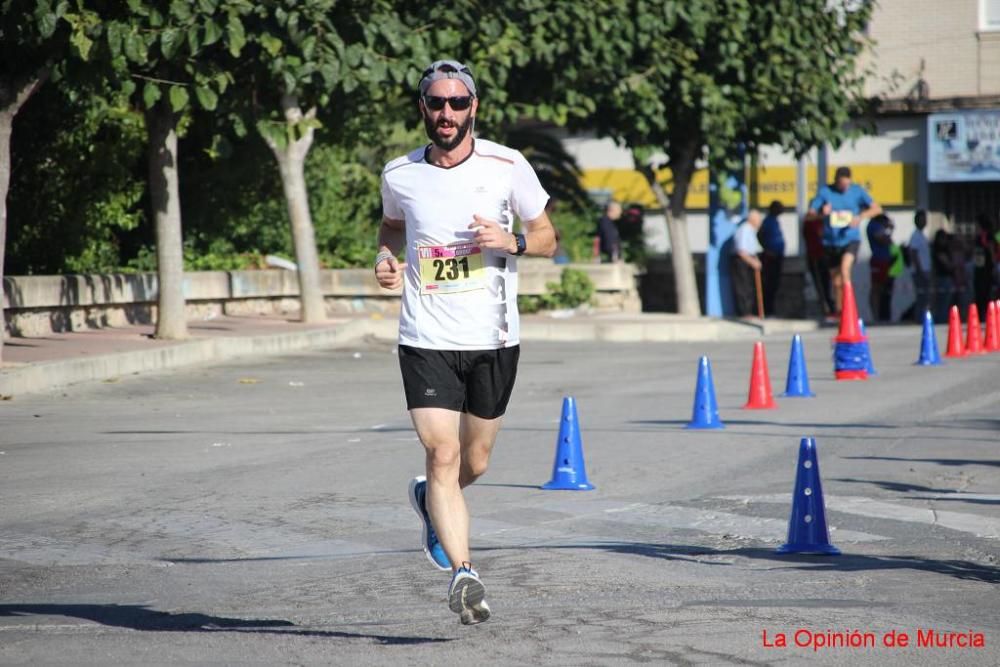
[833,282,867,380]
[965,304,985,355]
[835,281,863,343]
[995,299,1000,350]
[986,301,1000,353]
[945,305,966,358]
[743,341,777,409]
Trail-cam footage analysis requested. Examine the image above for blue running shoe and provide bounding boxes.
[408,476,451,571]
[448,562,490,625]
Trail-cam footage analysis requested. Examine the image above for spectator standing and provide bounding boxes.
[758,200,786,316]
[951,233,971,315]
[731,210,764,318]
[803,210,834,316]
[596,201,622,262]
[867,213,894,322]
[908,210,932,321]
[932,229,956,322]
[972,213,997,317]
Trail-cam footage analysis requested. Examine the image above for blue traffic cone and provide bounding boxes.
[776,437,840,555]
[781,334,815,398]
[858,318,877,376]
[916,310,942,366]
[542,397,595,490]
[685,356,724,429]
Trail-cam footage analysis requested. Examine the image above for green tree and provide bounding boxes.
[588,0,874,315]
[235,0,417,321]
[1,0,98,364]
[85,0,255,339]
[7,79,145,275]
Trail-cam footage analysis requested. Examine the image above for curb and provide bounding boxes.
[0,319,394,397]
[0,316,820,396]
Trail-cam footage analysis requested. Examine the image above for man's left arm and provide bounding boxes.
[856,190,882,226]
[469,212,557,258]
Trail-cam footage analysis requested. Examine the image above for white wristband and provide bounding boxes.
[374,251,394,269]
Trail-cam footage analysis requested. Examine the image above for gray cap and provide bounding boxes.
[418,60,477,97]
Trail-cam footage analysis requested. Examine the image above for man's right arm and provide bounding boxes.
[804,192,829,222]
[375,216,406,290]
[737,250,762,270]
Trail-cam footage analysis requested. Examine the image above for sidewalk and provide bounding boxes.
[0,312,819,396]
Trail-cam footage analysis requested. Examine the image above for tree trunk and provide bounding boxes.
[145,101,188,339]
[263,95,325,323]
[0,74,47,366]
[638,137,702,316]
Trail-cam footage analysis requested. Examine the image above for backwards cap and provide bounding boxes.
[418,60,477,97]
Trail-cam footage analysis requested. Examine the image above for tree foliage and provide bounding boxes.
[3,0,877,322]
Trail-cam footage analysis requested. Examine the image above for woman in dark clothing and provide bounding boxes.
[972,213,997,318]
[932,230,955,322]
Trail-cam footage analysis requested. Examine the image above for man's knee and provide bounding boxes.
[425,443,461,473]
[462,452,490,481]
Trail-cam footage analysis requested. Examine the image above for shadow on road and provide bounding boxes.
[478,543,1000,584]
[631,419,898,429]
[0,604,452,644]
[831,478,1000,503]
[842,456,1000,468]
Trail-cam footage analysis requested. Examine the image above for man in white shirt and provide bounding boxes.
[731,210,764,318]
[375,60,556,625]
[908,210,932,321]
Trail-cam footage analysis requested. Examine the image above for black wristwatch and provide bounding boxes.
[513,233,527,256]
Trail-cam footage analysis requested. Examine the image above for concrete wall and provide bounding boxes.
[863,0,1000,99]
[3,262,641,337]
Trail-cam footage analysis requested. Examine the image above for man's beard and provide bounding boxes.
[424,113,473,151]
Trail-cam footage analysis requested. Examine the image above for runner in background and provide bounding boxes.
[805,166,882,317]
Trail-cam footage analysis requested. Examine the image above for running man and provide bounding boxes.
[374,60,556,625]
[805,166,882,316]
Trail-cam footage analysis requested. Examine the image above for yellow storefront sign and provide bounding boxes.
[580,164,917,209]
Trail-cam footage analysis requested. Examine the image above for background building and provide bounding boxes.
[564,0,1000,321]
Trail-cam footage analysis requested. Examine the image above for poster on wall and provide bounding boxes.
[927,109,1000,182]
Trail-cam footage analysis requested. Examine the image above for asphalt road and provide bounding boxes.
[1,328,998,665]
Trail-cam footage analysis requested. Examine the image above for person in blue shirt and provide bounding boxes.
[805,166,882,317]
[866,214,894,322]
[757,200,786,316]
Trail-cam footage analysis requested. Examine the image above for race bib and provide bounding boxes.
[417,243,486,295]
[830,211,853,228]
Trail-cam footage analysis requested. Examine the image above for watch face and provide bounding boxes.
[516,234,527,255]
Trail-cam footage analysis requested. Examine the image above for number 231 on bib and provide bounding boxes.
[418,243,486,295]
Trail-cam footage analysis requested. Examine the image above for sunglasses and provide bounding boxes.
[422,95,474,111]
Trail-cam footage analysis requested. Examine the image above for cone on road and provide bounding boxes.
[685,356,724,429]
[835,281,863,342]
[965,304,985,355]
[993,300,1000,351]
[781,335,815,398]
[833,281,867,380]
[743,341,777,409]
[858,319,878,376]
[915,310,942,366]
[776,437,841,556]
[985,301,999,353]
[944,305,966,358]
[542,397,595,491]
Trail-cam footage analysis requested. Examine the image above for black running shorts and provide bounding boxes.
[824,240,860,268]
[398,345,520,419]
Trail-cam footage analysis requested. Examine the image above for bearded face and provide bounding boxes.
[423,111,473,151]
[420,79,477,152]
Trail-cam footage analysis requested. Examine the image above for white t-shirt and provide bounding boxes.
[381,138,549,350]
[908,229,931,273]
[734,222,762,255]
